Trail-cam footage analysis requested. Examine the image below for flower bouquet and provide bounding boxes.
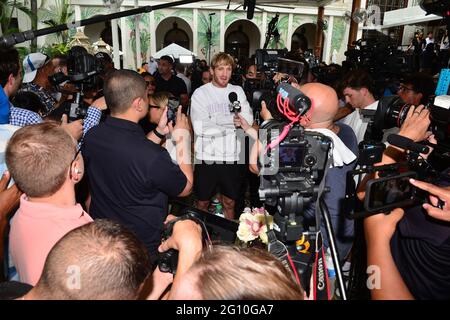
[236,207,273,248]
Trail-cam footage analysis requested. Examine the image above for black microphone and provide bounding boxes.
[387,134,430,154]
[228,92,241,114]
[276,83,311,116]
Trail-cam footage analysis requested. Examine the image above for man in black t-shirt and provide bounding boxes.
[154,55,189,111]
[83,70,193,260]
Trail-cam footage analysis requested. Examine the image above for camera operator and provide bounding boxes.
[359,104,450,299]
[241,82,358,263]
[397,72,435,106]
[0,46,91,142]
[19,53,71,116]
[339,70,389,143]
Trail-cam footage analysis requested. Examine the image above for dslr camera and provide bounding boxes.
[158,210,206,274]
[247,49,305,113]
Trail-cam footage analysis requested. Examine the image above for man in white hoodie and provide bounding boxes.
[190,53,253,220]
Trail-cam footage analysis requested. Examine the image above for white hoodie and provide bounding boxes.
[190,82,253,162]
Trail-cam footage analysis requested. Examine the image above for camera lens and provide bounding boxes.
[382,96,411,129]
[304,154,316,167]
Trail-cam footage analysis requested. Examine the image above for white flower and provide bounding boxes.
[236,207,273,244]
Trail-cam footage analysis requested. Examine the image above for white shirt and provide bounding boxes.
[190,82,253,162]
[340,100,398,144]
[177,72,192,95]
[340,101,379,143]
[149,59,158,75]
[440,36,449,50]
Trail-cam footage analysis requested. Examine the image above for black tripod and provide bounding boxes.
[270,191,348,300]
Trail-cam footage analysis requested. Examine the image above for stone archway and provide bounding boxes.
[224,19,261,59]
[291,23,325,56]
[155,17,193,51]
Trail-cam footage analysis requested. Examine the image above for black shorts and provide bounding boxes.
[194,161,245,201]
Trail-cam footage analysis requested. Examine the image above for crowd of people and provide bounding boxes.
[407,29,449,74]
[0,33,449,301]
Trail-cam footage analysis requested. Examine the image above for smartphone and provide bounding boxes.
[167,97,179,125]
[364,171,418,213]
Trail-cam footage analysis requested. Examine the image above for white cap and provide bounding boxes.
[22,53,48,83]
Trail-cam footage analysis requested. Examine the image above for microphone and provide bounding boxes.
[387,134,430,154]
[276,83,311,116]
[228,92,241,114]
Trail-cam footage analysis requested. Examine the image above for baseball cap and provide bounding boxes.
[22,53,49,83]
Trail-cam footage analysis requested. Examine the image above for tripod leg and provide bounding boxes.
[320,198,348,300]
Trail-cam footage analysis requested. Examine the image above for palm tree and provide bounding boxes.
[0,0,33,34]
[38,0,74,43]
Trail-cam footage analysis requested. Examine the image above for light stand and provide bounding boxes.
[207,13,215,65]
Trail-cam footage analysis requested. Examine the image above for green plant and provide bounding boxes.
[41,42,70,57]
[0,0,33,34]
[126,13,151,65]
[198,11,220,57]
[38,0,74,43]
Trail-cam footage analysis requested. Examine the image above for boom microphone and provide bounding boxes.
[387,134,430,154]
[276,83,312,116]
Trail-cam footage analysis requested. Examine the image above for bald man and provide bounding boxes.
[237,82,358,263]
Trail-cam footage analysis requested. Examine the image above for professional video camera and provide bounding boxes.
[344,137,435,219]
[258,120,331,242]
[253,82,349,299]
[344,94,450,219]
[48,46,103,122]
[343,36,411,95]
[363,95,450,161]
[245,49,305,112]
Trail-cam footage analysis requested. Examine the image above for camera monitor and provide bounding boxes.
[278,144,306,168]
[277,58,305,78]
[365,171,418,213]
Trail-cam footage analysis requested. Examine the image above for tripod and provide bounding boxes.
[271,191,348,300]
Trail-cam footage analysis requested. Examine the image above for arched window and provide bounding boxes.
[225,25,250,59]
[291,31,308,53]
[164,21,189,49]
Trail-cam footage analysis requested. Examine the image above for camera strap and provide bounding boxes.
[264,211,301,286]
[312,153,333,300]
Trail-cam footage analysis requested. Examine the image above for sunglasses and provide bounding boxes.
[398,85,414,92]
[146,81,156,86]
[148,104,160,109]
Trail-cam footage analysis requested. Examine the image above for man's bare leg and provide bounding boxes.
[197,200,210,213]
[221,195,236,220]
